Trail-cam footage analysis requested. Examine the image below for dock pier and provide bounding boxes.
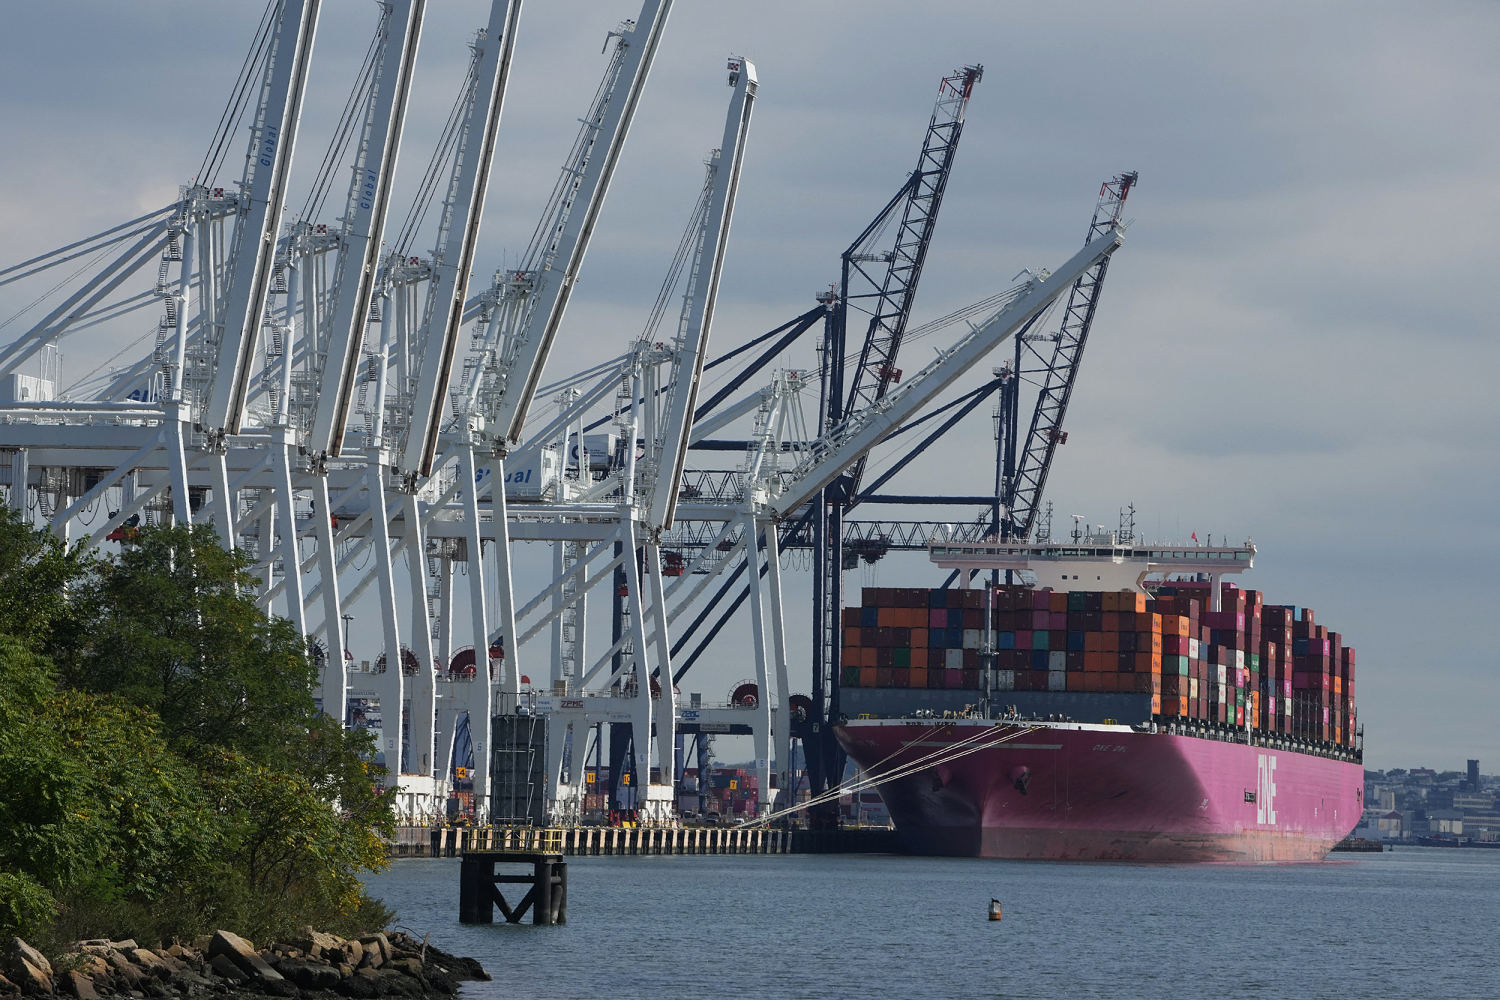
[393,824,898,858]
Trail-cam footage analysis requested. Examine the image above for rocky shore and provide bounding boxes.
[2,930,489,1000]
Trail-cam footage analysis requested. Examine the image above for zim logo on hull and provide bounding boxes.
[1256,753,1278,826]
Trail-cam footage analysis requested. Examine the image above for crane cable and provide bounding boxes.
[0,209,173,288]
[197,0,280,187]
[392,57,477,256]
[743,720,1043,828]
[639,165,713,345]
[299,12,387,223]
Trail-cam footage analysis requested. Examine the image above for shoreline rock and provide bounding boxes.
[1,930,488,1000]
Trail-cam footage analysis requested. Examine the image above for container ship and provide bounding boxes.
[832,534,1364,861]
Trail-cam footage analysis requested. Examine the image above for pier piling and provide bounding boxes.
[459,851,567,925]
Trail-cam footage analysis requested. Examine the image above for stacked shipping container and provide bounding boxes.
[840,582,1357,747]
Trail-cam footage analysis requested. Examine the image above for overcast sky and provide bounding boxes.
[2,1,1497,771]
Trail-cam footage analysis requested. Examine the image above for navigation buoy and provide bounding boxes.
[988,898,1003,921]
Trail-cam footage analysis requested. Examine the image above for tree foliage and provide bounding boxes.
[0,510,394,946]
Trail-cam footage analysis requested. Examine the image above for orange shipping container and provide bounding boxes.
[1049,591,1068,613]
[1121,592,1148,613]
[910,668,928,689]
[1102,591,1120,612]
[1102,631,1119,653]
[1085,632,1104,653]
[911,647,929,669]
[859,667,877,687]
[1102,611,1121,632]
[912,627,929,647]
[877,607,903,627]
[844,627,862,648]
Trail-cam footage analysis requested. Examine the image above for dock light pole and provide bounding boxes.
[342,613,355,661]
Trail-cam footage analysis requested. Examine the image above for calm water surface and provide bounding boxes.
[364,847,1499,999]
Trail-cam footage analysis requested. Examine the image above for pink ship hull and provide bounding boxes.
[834,720,1363,861]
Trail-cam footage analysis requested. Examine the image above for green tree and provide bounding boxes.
[0,506,85,644]
[0,638,219,944]
[0,514,395,945]
[52,525,319,761]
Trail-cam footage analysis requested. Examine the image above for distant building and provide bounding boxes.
[1429,809,1465,837]
[1468,759,1481,792]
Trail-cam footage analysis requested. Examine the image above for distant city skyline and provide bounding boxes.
[1,2,1496,768]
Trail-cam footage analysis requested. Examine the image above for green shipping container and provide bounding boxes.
[893,647,911,668]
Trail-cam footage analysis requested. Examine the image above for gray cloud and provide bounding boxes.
[1,1,1497,769]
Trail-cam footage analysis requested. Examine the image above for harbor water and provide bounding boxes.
[364,847,1499,999]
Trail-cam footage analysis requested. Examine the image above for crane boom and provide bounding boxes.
[768,227,1126,520]
[648,57,756,532]
[833,65,981,497]
[309,0,426,460]
[1004,171,1137,538]
[400,0,523,479]
[466,0,674,451]
[204,0,322,437]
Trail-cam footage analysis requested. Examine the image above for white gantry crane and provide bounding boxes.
[0,0,1133,831]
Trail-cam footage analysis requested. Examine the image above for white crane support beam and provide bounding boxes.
[401,0,523,478]
[311,0,426,459]
[206,0,322,436]
[768,228,1125,520]
[488,0,674,447]
[0,223,171,379]
[648,57,756,532]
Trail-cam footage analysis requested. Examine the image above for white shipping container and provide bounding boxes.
[962,629,980,649]
[1049,650,1067,670]
[1048,670,1068,692]
[1189,638,1200,658]
[946,648,963,670]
